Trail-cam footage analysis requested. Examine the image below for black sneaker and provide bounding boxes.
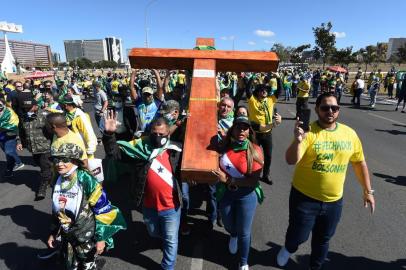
[261,177,273,185]
[216,217,224,227]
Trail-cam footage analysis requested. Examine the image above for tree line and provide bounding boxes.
[271,21,406,71]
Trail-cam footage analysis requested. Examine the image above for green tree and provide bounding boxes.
[358,45,377,73]
[396,44,406,65]
[312,22,336,69]
[271,43,291,62]
[376,42,388,63]
[290,44,311,64]
[330,47,355,66]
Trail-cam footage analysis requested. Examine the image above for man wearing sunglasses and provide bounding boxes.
[277,92,375,270]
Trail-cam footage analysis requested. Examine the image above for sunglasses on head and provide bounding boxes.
[319,105,340,112]
[51,157,72,164]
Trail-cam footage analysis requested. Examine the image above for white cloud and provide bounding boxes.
[254,29,275,37]
[248,41,256,45]
[264,40,274,44]
[220,35,235,41]
[333,32,346,38]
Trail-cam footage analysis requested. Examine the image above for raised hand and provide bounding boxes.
[104,110,117,134]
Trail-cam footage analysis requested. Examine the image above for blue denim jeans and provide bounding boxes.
[220,187,257,266]
[0,136,22,171]
[143,207,181,270]
[285,187,343,270]
[181,182,189,221]
[284,87,291,100]
[207,183,218,223]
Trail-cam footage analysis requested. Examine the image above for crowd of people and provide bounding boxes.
[0,66,379,270]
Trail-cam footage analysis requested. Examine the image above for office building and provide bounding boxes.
[0,39,52,68]
[52,52,61,63]
[387,38,406,60]
[64,37,124,64]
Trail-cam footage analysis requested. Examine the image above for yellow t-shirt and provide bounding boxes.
[297,80,310,98]
[248,95,277,132]
[111,80,120,92]
[177,73,186,85]
[51,130,88,160]
[292,122,365,202]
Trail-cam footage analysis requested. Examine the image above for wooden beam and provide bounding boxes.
[181,58,218,182]
[129,48,279,72]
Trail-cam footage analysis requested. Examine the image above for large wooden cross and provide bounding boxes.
[129,38,279,183]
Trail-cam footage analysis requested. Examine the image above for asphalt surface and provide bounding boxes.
[0,94,405,270]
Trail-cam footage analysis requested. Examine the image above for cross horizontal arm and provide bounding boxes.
[129,48,279,72]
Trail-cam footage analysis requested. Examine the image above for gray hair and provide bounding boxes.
[219,96,234,109]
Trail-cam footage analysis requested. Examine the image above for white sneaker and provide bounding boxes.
[276,246,291,267]
[228,236,238,254]
[239,264,249,270]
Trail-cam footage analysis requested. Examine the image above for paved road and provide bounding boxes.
[0,95,405,270]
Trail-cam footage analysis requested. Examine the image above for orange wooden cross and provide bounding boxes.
[129,38,279,183]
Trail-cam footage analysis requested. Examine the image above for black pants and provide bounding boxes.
[255,131,273,180]
[354,88,362,106]
[33,152,52,188]
[296,97,309,117]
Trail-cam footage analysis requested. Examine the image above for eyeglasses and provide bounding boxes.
[319,105,340,113]
[51,157,72,164]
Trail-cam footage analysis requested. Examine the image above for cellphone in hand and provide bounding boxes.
[298,108,311,132]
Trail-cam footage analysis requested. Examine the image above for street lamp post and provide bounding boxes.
[144,0,158,48]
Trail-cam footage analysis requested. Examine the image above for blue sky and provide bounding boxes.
[3,0,406,61]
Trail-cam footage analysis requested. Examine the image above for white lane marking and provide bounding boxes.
[367,112,406,126]
[190,243,204,270]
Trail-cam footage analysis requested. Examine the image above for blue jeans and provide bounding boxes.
[220,187,257,266]
[143,207,181,270]
[207,183,218,223]
[181,182,189,221]
[0,136,22,171]
[285,187,342,270]
[284,87,291,100]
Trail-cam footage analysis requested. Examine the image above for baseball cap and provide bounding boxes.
[142,87,154,95]
[233,116,251,127]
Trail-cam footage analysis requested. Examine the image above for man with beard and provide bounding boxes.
[277,92,375,270]
[103,114,183,270]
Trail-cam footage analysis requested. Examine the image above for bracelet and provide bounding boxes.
[364,189,375,195]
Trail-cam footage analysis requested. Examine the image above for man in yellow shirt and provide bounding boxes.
[46,112,88,167]
[296,76,310,117]
[246,83,281,184]
[277,92,375,269]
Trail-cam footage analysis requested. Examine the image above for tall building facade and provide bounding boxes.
[0,39,52,68]
[105,37,124,64]
[387,38,406,60]
[52,52,61,63]
[64,37,123,64]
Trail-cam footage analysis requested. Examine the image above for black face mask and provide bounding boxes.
[149,133,169,148]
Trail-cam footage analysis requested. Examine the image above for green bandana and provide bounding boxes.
[65,110,76,122]
[193,45,216,51]
[231,138,249,151]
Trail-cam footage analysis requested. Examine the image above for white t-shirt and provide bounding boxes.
[356,79,365,89]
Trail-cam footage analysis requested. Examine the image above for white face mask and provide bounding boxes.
[62,164,78,178]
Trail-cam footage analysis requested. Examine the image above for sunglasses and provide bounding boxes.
[319,105,340,112]
[51,157,72,164]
